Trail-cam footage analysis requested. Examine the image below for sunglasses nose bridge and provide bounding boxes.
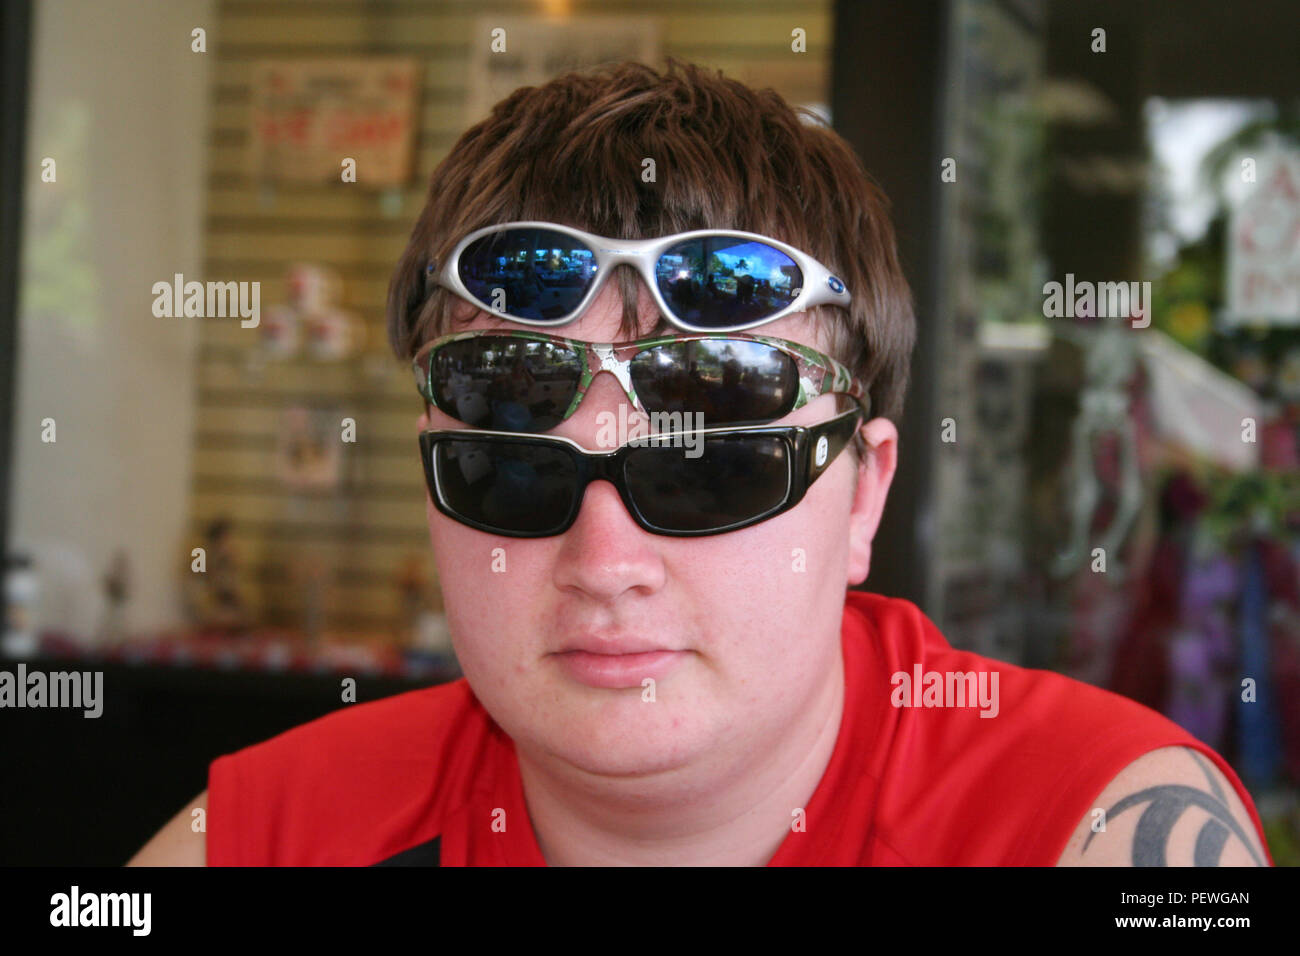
[583,452,653,533]
[589,345,636,401]
[589,450,622,484]
[594,245,660,295]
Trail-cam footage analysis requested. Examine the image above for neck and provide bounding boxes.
[515,647,846,866]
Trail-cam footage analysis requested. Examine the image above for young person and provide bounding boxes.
[131,59,1271,867]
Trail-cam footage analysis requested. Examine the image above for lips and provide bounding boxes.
[557,634,677,656]
[552,635,689,689]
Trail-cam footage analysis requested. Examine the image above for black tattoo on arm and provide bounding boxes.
[1081,753,1264,867]
[1189,751,1225,802]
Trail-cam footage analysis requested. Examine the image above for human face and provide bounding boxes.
[420,276,897,781]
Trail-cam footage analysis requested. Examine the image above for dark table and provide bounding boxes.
[0,656,457,865]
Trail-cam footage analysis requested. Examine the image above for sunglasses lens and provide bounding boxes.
[458,228,598,321]
[630,338,799,425]
[624,436,791,533]
[656,237,803,329]
[429,336,583,431]
[433,438,578,535]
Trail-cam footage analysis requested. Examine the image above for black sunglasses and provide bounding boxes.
[419,406,864,538]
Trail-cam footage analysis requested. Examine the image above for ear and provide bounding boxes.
[846,417,899,587]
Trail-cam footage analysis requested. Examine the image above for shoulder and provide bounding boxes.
[210,679,480,793]
[127,789,208,866]
[216,679,477,768]
[1056,745,1272,866]
[207,679,492,865]
[849,590,1189,747]
[847,593,1260,864]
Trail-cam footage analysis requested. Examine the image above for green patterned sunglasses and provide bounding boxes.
[412,329,869,432]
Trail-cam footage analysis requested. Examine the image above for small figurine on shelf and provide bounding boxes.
[2,553,39,657]
[97,549,130,645]
[290,555,327,645]
[186,518,250,634]
[260,264,359,361]
[276,406,341,493]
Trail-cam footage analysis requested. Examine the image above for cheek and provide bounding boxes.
[683,515,840,656]
[724,469,853,589]
[424,504,555,680]
[428,539,530,703]
[425,503,516,641]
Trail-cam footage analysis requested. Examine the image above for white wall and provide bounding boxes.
[9,0,214,639]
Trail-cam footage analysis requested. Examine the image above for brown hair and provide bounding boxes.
[387,58,916,438]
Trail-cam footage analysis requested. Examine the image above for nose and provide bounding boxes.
[554,364,647,447]
[539,274,669,599]
[551,477,667,601]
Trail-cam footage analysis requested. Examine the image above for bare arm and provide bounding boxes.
[126,789,208,867]
[1056,746,1268,866]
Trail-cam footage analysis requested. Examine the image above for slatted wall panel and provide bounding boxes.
[194,0,832,637]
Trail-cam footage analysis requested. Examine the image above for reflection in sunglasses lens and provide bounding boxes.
[625,436,790,532]
[629,338,798,425]
[433,433,792,536]
[656,237,803,329]
[436,439,577,534]
[431,336,583,432]
[458,228,599,321]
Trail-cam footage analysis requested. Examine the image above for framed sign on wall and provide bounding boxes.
[248,58,420,187]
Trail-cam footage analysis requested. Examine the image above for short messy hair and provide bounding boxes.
[387,57,916,440]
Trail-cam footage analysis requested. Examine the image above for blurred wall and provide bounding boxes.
[9,0,214,637]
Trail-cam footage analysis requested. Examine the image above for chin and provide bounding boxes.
[551,739,699,781]
[533,702,714,780]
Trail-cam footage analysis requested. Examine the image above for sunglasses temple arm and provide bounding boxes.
[412,352,433,404]
[807,410,865,484]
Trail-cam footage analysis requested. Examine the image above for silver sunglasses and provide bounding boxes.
[423,220,851,333]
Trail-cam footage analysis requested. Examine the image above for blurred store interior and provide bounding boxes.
[1,0,1298,863]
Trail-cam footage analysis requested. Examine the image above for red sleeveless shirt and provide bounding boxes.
[207,591,1271,866]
